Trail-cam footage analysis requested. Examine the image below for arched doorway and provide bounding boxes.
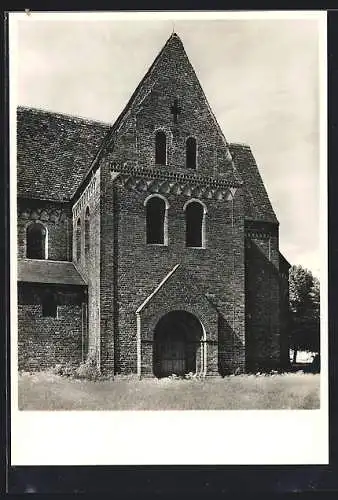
[153,310,206,378]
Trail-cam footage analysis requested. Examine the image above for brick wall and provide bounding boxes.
[72,169,101,366]
[95,34,248,376]
[279,255,291,369]
[18,283,86,371]
[99,170,246,375]
[245,221,281,371]
[99,162,117,375]
[138,265,220,376]
[16,34,286,377]
[17,199,72,261]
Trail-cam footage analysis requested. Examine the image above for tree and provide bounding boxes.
[289,265,320,363]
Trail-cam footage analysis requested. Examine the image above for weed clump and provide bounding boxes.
[50,362,76,377]
[74,358,100,381]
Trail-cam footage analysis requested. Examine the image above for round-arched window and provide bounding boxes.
[186,137,197,169]
[26,222,47,259]
[155,131,167,165]
[185,201,204,248]
[146,196,166,244]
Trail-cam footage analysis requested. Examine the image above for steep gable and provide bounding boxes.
[98,33,241,184]
[17,106,110,201]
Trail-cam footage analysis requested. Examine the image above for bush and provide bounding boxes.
[184,372,205,380]
[50,362,75,377]
[74,359,100,381]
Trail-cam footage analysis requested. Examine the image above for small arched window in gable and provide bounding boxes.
[76,218,81,262]
[186,137,197,169]
[26,222,47,259]
[155,131,167,165]
[185,201,205,248]
[146,196,167,245]
[84,207,90,260]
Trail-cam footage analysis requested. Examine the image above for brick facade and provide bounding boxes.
[245,221,281,371]
[17,199,72,261]
[16,32,290,376]
[18,283,87,371]
[72,169,101,364]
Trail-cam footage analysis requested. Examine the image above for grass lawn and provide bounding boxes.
[18,371,320,411]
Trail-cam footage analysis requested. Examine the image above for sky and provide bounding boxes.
[12,13,324,277]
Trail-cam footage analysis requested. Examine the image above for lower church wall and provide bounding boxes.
[97,180,247,376]
[245,231,281,372]
[18,283,87,372]
[218,314,246,375]
[72,168,101,366]
[279,257,291,369]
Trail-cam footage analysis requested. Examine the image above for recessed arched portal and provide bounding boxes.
[153,310,206,378]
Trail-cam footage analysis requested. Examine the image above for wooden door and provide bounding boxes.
[160,339,186,376]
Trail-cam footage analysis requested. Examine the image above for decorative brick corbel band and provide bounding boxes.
[18,206,67,224]
[110,163,240,202]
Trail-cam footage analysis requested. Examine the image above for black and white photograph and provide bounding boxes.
[9,11,328,465]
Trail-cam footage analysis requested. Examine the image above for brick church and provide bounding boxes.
[17,32,290,377]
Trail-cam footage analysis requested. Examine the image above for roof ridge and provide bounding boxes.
[17,105,111,127]
[229,142,251,149]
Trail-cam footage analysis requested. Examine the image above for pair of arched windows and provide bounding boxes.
[145,196,205,248]
[155,131,197,169]
[26,222,48,260]
[75,207,90,263]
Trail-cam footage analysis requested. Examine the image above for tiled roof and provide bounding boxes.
[17,259,86,286]
[17,106,110,201]
[229,143,278,224]
[279,252,291,270]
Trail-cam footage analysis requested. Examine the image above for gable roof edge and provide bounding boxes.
[72,35,180,202]
[229,142,279,224]
[136,263,180,314]
[72,33,243,201]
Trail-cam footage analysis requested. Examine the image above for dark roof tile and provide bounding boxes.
[17,106,110,201]
[17,258,86,285]
[279,252,291,270]
[229,143,278,224]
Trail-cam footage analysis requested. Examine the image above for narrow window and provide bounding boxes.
[85,207,90,260]
[155,131,167,165]
[186,137,197,169]
[185,201,204,248]
[26,222,47,259]
[76,218,81,261]
[146,196,166,244]
[42,291,57,318]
